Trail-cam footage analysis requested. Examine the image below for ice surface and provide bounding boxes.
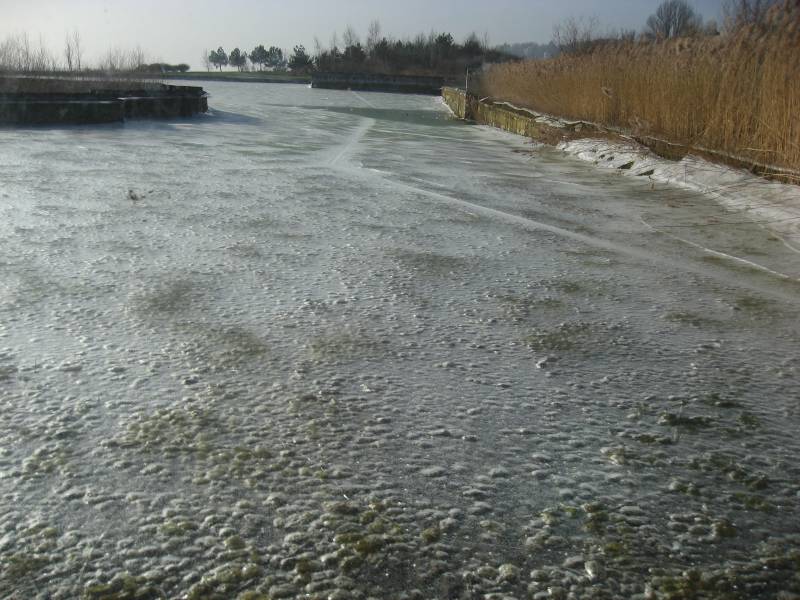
[559,137,800,255]
[1,82,799,598]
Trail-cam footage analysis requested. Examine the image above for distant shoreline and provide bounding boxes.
[167,72,310,85]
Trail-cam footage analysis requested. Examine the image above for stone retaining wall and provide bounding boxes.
[441,86,799,183]
[0,81,208,125]
[442,87,544,138]
[442,87,467,118]
[313,72,444,95]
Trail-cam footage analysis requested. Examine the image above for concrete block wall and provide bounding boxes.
[442,87,543,139]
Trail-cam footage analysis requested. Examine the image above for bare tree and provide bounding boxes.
[101,48,123,71]
[366,20,381,54]
[131,46,146,70]
[64,30,82,71]
[0,34,25,70]
[553,16,599,55]
[100,46,146,72]
[32,36,56,71]
[463,31,482,54]
[722,0,781,31]
[0,33,57,72]
[342,25,359,49]
[703,19,721,35]
[606,27,637,42]
[64,33,75,71]
[19,33,32,70]
[644,0,703,39]
[329,32,340,67]
[72,31,82,71]
[18,33,31,70]
[202,48,212,71]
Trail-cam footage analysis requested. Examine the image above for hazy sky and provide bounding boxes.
[1,0,726,67]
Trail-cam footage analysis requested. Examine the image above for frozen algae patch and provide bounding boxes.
[646,549,800,600]
[4,552,50,580]
[391,249,472,275]
[21,445,71,478]
[114,406,219,456]
[83,574,161,600]
[735,294,774,312]
[308,331,385,362]
[664,311,724,328]
[0,364,17,382]
[191,324,270,366]
[525,321,600,352]
[546,279,584,294]
[657,411,714,431]
[3,83,800,600]
[494,292,565,321]
[136,279,196,314]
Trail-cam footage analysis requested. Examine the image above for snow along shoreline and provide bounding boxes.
[438,93,800,257]
[557,138,800,255]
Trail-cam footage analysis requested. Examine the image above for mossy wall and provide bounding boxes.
[442,87,467,118]
[313,73,444,95]
[0,100,124,125]
[442,87,543,139]
[471,101,543,138]
[0,81,208,125]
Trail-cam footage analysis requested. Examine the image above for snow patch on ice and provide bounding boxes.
[559,137,800,251]
[437,96,456,118]
[491,101,581,129]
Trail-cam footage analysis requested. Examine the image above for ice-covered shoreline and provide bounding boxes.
[440,92,800,253]
[558,138,800,253]
[3,83,800,599]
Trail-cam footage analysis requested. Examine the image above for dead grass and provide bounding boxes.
[0,75,164,95]
[482,1,800,173]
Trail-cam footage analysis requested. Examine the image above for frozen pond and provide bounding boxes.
[1,81,799,599]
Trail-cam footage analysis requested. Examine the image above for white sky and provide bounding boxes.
[0,0,725,68]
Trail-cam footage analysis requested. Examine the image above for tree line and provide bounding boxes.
[202,1,780,78]
[205,45,289,71]
[313,24,511,77]
[551,0,784,56]
[203,23,514,77]
[3,1,774,77]
[0,31,190,75]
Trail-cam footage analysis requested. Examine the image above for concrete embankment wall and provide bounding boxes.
[442,86,545,138]
[0,82,208,125]
[121,93,208,120]
[0,100,125,125]
[442,87,467,119]
[168,74,310,85]
[442,86,800,183]
[314,72,444,95]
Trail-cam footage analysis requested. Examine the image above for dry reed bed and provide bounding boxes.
[482,1,800,173]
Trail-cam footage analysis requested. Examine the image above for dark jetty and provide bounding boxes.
[311,72,444,95]
[0,77,208,125]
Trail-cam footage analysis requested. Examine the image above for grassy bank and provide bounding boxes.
[481,1,800,174]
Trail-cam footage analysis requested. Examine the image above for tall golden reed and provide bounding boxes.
[481,1,800,172]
